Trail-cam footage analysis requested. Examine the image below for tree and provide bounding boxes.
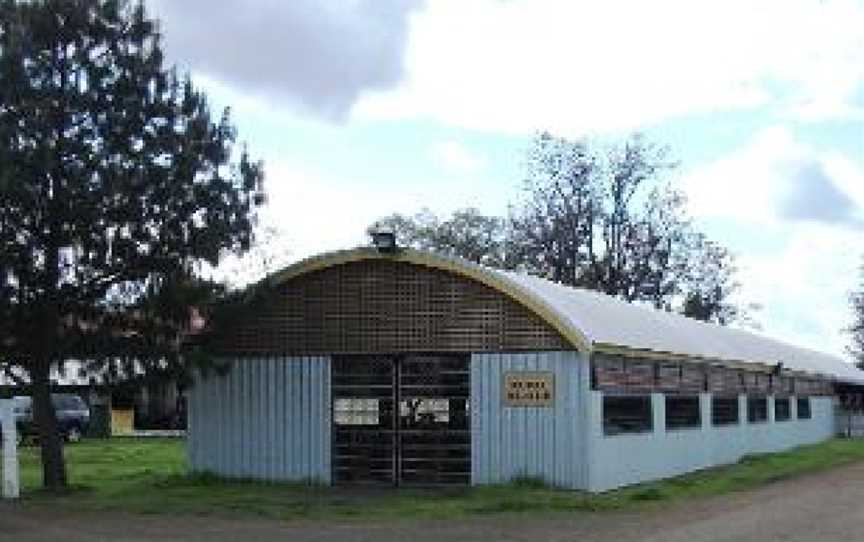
[208,224,293,289]
[510,132,739,321]
[507,134,600,283]
[680,237,739,325]
[851,259,864,368]
[0,0,264,489]
[368,207,510,267]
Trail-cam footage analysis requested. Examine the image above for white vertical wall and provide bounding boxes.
[187,356,331,483]
[185,352,838,492]
[471,351,589,489]
[1,399,20,499]
[586,392,836,492]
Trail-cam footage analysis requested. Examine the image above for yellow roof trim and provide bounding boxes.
[267,247,591,351]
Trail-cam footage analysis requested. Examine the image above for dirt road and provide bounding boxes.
[3,461,864,542]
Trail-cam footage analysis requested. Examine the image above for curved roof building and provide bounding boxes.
[265,247,863,384]
[189,246,859,492]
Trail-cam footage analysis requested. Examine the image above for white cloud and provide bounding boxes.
[781,60,864,122]
[242,157,508,263]
[147,0,423,120]
[207,161,419,286]
[430,141,488,174]
[680,128,864,358]
[734,225,861,359]
[681,127,864,228]
[680,128,794,225]
[354,0,864,134]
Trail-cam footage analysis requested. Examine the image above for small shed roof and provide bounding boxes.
[270,248,864,384]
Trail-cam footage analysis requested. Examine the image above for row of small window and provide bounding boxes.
[603,395,813,436]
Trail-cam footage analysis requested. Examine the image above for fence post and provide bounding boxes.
[1,399,20,499]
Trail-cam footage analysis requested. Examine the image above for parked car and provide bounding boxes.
[7,394,90,443]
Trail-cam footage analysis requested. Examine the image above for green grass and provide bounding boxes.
[16,437,864,521]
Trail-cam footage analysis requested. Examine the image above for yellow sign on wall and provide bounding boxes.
[504,372,555,407]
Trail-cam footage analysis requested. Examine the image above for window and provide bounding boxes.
[603,395,653,435]
[665,395,701,430]
[712,396,739,426]
[797,397,812,419]
[747,396,768,423]
[52,394,86,411]
[334,398,380,426]
[774,396,791,421]
[400,398,451,427]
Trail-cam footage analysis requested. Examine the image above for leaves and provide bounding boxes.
[368,207,511,267]
[369,133,744,325]
[0,0,270,490]
[0,0,264,383]
[510,132,741,323]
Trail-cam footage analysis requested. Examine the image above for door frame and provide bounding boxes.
[330,353,471,486]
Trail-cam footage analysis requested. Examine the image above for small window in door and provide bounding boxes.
[334,398,380,426]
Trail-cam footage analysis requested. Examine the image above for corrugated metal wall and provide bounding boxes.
[187,356,331,483]
[471,351,588,489]
[586,393,837,492]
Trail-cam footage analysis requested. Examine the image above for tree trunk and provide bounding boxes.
[31,362,67,490]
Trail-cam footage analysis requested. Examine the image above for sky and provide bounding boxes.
[146,0,864,360]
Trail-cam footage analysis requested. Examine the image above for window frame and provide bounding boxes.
[711,395,740,426]
[797,396,812,420]
[747,395,769,423]
[774,396,791,422]
[665,395,702,430]
[602,394,654,436]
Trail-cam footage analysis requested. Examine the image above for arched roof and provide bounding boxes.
[268,247,591,351]
[268,247,864,384]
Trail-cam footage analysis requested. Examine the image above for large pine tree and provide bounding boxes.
[0,0,264,489]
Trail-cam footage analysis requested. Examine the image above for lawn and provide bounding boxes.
[15,437,864,521]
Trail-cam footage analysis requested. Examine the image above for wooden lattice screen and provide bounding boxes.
[593,354,833,396]
[217,259,570,356]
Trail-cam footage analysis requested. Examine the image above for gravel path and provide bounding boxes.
[3,461,864,542]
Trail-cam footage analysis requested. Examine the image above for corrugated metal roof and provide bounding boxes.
[497,269,864,385]
[267,247,864,385]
